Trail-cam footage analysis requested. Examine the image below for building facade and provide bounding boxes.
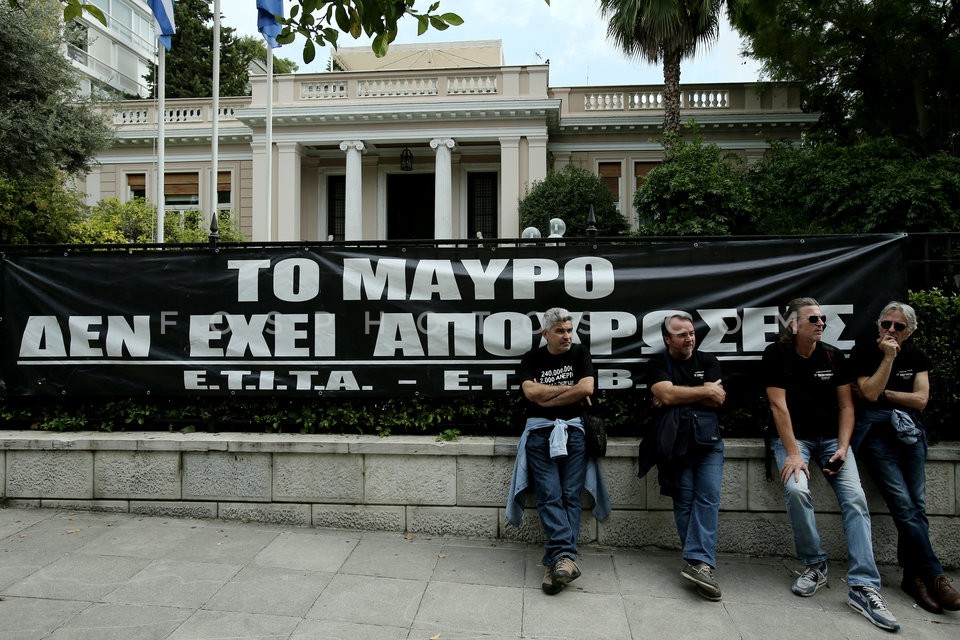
[66,0,157,98]
[87,41,817,241]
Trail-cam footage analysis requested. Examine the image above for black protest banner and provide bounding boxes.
[0,235,906,397]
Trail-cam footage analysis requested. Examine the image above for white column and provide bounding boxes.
[527,135,548,186]
[499,136,521,238]
[276,142,302,241]
[340,140,365,241]
[251,139,269,241]
[430,137,456,239]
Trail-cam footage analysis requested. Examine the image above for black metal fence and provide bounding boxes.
[907,232,960,292]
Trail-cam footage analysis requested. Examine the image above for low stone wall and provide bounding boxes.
[1,431,958,568]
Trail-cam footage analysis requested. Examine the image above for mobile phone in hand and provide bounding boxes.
[824,457,845,473]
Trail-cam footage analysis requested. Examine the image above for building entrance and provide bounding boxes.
[387,173,435,240]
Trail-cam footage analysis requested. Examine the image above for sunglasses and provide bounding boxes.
[880,320,907,331]
[805,315,827,324]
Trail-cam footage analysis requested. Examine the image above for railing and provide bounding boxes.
[584,89,731,111]
[357,76,439,97]
[67,43,148,98]
[283,67,543,103]
[447,75,497,94]
[108,99,249,128]
[105,76,803,129]
[300,81,348,100]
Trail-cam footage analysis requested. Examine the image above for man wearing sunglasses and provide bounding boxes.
[850,301,960,615]
[762,297,899,632]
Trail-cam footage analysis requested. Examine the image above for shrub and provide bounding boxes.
[519,164,627,237]
[747,138,960,235]
[908,288,960,441]
[68,198,245,243]
[633,134,752,236]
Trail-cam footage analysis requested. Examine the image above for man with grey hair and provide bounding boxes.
[851,301,960,614]
[506,307,609,595]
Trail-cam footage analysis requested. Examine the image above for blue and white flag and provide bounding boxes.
[257,0,284,49]
[148,0,176,51]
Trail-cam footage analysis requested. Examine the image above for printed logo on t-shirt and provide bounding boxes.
[693,369,705,380]
[894,369,915,383]
[539,364,574,386]
[813,369,834,382]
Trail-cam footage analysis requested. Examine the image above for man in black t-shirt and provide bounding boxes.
[762,297,899,631]
[851,301,960,614]
[515,308,595,595]
[643,312,725,601]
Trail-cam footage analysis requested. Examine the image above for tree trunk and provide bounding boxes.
[662,48,683,135]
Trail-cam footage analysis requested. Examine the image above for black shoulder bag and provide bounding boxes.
[664,353,721,447]
[582,396,607,457]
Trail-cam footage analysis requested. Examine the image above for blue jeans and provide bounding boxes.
[772,437,880,588]
[858,418,943,580]
[525,426,587,566]
[673,440,724,568]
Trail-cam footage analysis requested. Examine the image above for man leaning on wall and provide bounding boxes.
[505,307,610,596]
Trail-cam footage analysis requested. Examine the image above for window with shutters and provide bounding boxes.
[635,162,659,186]
[164,173,200,209]
[216,171,232,210]
[598,162,622,211]
[126,173,146,200]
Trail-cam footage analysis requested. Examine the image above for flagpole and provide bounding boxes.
[265,44,273,242]
[156,45,166,243]
[211,0,220,231]
[257,0,282,243]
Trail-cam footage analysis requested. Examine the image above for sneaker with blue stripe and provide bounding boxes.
[848,585,900,632]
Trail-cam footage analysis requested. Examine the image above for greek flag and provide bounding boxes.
[148,0,176,51]
[257,0,284,48]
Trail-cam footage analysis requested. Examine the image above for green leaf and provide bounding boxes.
[304,38,316,64]
[440,12,463,26]
[335,5,349,32]
[372,32,388,57]
[63,3,80,21]
[348,6,362,38]
[417,15,428,36]
[81,4,107,25]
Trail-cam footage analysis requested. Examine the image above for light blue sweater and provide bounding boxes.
[505,417,612,527]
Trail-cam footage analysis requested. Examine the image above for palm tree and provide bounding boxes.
[598,0,726,135]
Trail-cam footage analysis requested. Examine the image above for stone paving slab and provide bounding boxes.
[0,506,958,640]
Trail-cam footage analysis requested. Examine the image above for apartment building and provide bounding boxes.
[66,0,157,98]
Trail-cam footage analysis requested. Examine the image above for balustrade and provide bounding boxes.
[357,76,439,97]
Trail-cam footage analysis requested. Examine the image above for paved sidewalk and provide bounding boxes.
[1,507,957,639]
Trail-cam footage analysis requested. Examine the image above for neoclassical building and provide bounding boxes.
[85,40,816,241]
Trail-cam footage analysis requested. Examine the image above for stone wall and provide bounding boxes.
[1,431,958,568]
